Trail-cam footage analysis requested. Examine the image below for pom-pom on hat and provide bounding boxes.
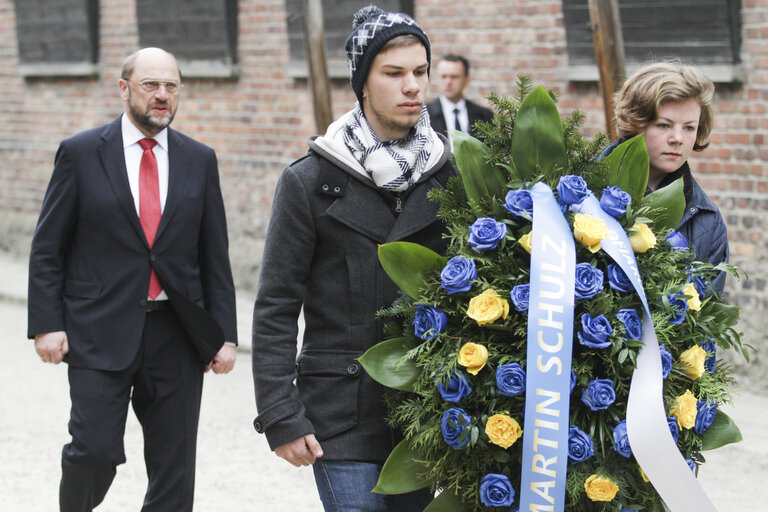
[345,5,431,106]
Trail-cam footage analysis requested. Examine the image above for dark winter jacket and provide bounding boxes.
[252,133,455,462]
[599,140,729,293]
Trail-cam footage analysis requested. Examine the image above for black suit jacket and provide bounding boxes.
[28,116,237,370]
[427,97,494,139]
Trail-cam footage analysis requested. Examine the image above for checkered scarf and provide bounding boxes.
[342,104,435,192]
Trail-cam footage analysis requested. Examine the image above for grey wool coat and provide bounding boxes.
[252,135,455,462]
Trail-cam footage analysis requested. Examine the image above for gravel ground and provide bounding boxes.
[0,299,322,511]
[1,250,765,511]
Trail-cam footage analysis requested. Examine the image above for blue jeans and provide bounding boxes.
[312,460,432,512]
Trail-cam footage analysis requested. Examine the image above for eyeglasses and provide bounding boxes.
[127,79,183,94]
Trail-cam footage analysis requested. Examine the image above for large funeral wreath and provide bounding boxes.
[360,77,748,512]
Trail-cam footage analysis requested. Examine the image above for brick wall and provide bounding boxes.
[1,0,765,381]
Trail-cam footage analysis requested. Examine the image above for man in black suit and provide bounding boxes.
[28,47,238,512]
[426,54,493,150]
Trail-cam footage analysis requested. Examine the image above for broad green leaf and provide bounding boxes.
[452,131,508,217]
[702,301,740,328]
[510,86,567,181]
[640,177,685,231]
[424,487,472,512]
[373,439,431,494]
[701,410,743,450]
[601,134,649,205]
[358,337,420,391]
[378,242,447,300]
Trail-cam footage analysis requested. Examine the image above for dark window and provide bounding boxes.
[14,0,99,65]
[284,0,414,76]
[137,0,238,77]
[562,0,741,67]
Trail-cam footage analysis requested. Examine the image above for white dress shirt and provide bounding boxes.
[438,95,469,152]
[121,113,169,301]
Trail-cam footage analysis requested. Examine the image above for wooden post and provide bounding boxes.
[301,0,334,133]
[588,0,626,140]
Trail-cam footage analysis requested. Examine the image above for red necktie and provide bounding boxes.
[138,138,162,299]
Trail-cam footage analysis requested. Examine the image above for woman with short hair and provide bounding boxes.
[600,62,729,293]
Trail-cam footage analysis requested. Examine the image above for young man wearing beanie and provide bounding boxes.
[252,6,453,511]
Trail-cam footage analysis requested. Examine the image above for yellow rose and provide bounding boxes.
[669,389,698,430]
[458,342,488,375]
[518,232,532,254]
[573,213,608,253]
[628,222,657,253]
[485,414,523,449]
[683,282,702,311]
[467,289,510,326]
[584,474,619,502]
[679,345,706,380]
[638,466,649,483]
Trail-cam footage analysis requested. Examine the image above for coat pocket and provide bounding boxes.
[63,278,103,299]
[296,350,362,441]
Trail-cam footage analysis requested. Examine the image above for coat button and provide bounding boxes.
[322,184,329,191]
[150,254,156,262]
[689,207,696,213]
[140,299,147,306]
[253,420,263,433]
[347,363,360,375]
[333,186,341,193]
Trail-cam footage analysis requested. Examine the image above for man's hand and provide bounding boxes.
[34,331,69,364]
[205,344,236,374]
[275,434,324,467]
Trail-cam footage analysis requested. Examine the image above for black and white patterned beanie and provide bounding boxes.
[345,5,431,106]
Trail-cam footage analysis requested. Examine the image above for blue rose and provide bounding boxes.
[441,408,472,450]
[600,186,632,217]
[667,293,689,325]
[510,284,530,312]
[695,399,718,435]
[667,416,680,444]
[577,313,613,349]
[557,174,590,205]
[435,369,472,404]
[468,217,507,251]
[581,378,616,411]
[615,308,642,340]
[701,339,716,374]
[665,230,689,251]
[504,189,534,219]
[479,473,516,508]
[659,344,673,379]
[413,305,447,340]
[621,509,639,512]
[612,420,632,458]
[496,363,526,397]
[607,263,634,293]
[440,256,477,294]
[574,263,604,300]
[687,268,710,298]
[570,369,576,394]
[686,459,696,471]
[567,425,594,464]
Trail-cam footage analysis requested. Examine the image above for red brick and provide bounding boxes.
[0,0,764,326]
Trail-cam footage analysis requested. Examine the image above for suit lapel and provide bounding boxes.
[155,128,186,241]
[428,100,448,136]
[467,101,478,126]
[97,117,148,246]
